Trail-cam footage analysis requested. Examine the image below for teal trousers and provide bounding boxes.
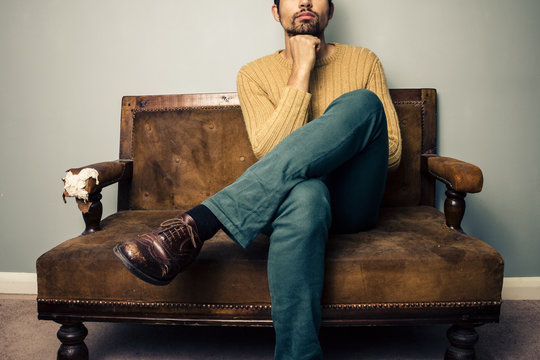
[203,89,389,359]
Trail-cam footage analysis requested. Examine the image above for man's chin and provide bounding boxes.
[286,25,322,37]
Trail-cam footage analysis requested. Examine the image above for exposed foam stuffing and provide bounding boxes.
[63,168,100,201]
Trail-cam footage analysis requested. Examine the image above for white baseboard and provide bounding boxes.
[502,277,540,300]
[1,272,539,300]
[0,272,37,295]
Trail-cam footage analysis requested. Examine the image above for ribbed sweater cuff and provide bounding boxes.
[281,86,312,115]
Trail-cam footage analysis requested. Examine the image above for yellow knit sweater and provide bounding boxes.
[237,43,401,170]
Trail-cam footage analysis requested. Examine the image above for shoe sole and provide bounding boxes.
[113,244,173,286]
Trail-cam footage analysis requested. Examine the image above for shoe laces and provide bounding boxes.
[157,217,198,248]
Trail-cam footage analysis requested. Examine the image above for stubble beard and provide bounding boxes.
[283,12,324,37]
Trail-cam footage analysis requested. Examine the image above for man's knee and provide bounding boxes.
[326,89,386,128]
[331,88,382,109]
[345,89,383,111]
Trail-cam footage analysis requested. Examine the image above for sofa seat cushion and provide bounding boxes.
[37,206,503,306]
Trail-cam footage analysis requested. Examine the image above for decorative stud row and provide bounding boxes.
[322,301,501,310]
[38,298,500,311]
[393,100,423,106]
[131,105,241,114]
[129,101,420,114]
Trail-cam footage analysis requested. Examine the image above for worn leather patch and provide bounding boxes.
[130,108,257,209]
[427,156,483,193]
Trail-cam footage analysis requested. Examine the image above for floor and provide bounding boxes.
[1,295,538,359]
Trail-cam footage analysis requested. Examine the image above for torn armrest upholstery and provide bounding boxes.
[62,160,132,202]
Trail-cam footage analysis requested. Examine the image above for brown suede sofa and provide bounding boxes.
[37,89,504,359]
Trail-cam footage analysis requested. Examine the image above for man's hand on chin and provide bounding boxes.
[290,35,321,72]
[287,35,320,92]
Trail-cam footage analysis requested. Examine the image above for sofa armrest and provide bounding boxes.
[423,155,483,193]
[422,155,483,233]
[62,160,132,202]
[62,160,132,235]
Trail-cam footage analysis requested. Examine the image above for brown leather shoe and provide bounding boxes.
[113,213,202,286]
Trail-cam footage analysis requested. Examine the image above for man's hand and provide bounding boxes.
[287,35,321,92]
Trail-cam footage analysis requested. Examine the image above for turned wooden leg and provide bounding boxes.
[444,187,466,233]
[445,324,479,360]
[56,322,89,360]
[77,191,103,235]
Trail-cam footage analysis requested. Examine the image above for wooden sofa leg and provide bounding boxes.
[445,324,479,360]
[56,322,89,360]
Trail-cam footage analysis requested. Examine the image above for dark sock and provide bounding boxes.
[186,204,222,241]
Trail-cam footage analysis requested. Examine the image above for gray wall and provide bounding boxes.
[1,0,539,276]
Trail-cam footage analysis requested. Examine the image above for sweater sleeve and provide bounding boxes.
[237,69,312,159]
[366,57,402,171]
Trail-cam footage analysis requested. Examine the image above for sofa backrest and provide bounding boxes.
[118,89,436,210]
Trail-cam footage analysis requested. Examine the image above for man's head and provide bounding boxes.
[272,0,334,37]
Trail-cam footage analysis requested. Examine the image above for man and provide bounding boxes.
[114,0,401,358]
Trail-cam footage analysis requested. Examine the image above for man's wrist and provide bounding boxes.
[288,67,311,92]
